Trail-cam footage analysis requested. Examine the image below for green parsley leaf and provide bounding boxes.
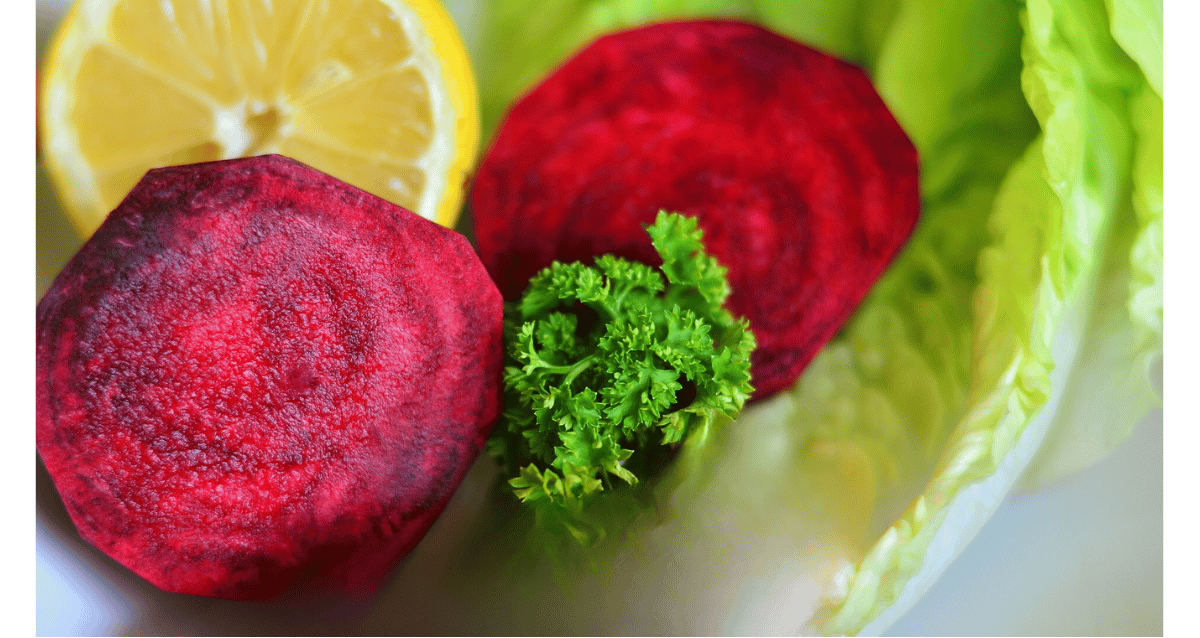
[488,211,756,548]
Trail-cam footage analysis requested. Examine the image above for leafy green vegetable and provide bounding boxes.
[818,0,1161,632]
[488,211,755,547]
[1016,1,1163,489]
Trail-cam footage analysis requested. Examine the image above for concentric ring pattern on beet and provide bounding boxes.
[36,155,504,600]
[471,20,920,399]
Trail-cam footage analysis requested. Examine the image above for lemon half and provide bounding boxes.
[40,0,479,235]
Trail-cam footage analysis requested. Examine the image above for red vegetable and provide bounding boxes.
[472,20,919,399]
[36,155,504,600]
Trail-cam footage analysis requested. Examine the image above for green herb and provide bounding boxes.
[487,211,755,546]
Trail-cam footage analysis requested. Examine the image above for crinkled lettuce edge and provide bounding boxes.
[819,0,1162,633]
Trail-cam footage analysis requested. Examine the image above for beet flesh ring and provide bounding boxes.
[472,20,920,399]
[36,155,504,600]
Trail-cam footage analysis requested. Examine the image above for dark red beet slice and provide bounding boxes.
[471,20,919,399]
[36,155,504,601]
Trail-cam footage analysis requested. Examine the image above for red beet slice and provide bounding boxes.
[471,20,919,399]
[36,154,504,600]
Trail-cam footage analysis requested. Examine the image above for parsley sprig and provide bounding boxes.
[487,211,755,546]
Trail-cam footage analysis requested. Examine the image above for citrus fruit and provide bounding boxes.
[38,0,479,236]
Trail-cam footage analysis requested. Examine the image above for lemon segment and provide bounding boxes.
[225,0,315,103]
[40,0,479,236]
[296,67,434,162]
[108,0,242,105]
[72,45,215,169]
[282,0,417,105]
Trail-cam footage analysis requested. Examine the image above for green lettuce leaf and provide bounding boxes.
[824,0,1160,631]
[1017,0,1163,489]
[1104,0,1162,95]
[447,0,1162,634]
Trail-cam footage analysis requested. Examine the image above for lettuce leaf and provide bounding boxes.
[1017,1,1163,489]
[1104,0,1162,95]
[824,0,1160,631]
[455,0,1162,634]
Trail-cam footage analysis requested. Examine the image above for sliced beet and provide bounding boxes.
[36,154,504,601]
[471,20,920,399]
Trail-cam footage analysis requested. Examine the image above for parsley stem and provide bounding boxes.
[591,298,619,322]
[527,354,597,385]
[562,355,596,387]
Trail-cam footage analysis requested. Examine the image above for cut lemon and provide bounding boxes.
[39,0,479,236]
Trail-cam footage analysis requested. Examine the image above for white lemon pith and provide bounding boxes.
[40,0,479,235]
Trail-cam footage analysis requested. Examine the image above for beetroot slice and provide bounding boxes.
[471,20,920,399]
[36,154,504,601]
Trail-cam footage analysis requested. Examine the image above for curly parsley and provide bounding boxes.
[486,211,755,546]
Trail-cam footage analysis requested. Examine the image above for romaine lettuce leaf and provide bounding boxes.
[1104,0,1162,95]
[1018,3,1163,490]
[825,0,1161,631]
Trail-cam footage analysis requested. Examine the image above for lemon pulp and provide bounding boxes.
[40,0,479,235]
